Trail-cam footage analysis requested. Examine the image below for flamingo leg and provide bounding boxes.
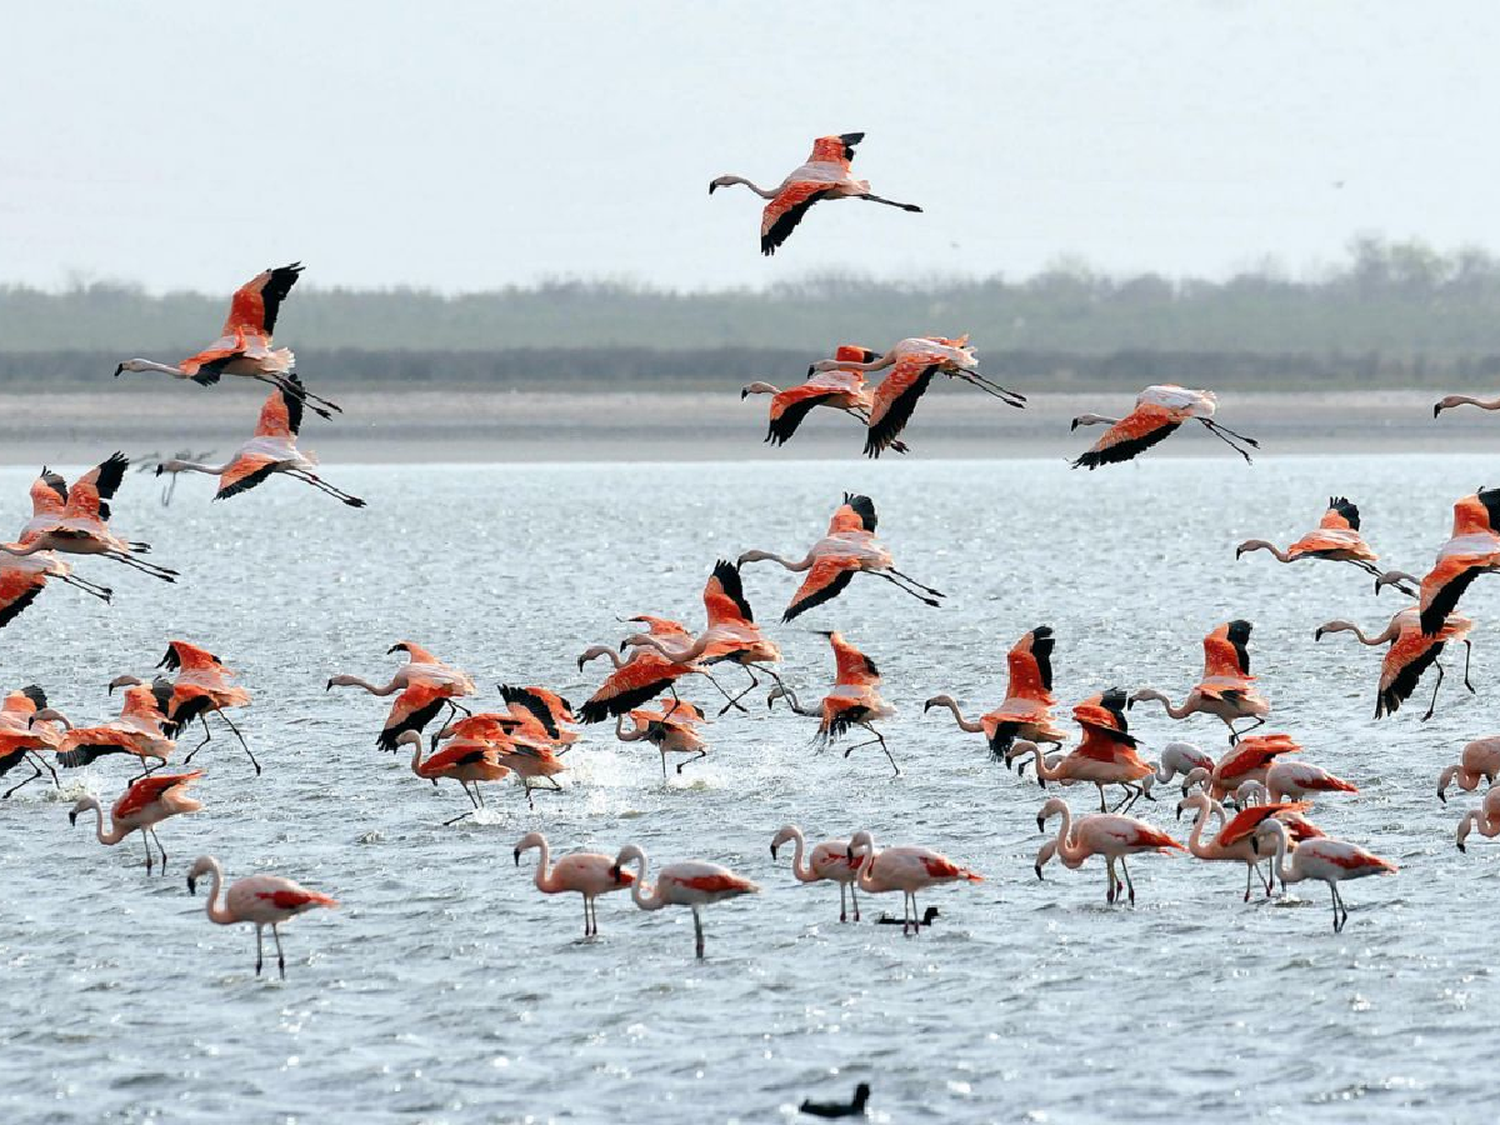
[858,191,923,212]
[851,884,860,922]
[140,829,154,872]
[692,905,705,959]
[758,666,801,711]
[1105,857,1118,904]
[886,567,946,598]
[1244,862,1255,903]
[1330,883,1345,932]
[1464,640,1476,693]
[150,827,168,875]
[838,883,848,923]
[103,552,178,581]
[183,715,214,764]
[842,725,900,777]
[698,671,749,715]
[1422,660,1446,721]
[1198,417,1259,462]
[287,468,366,507]
[1120,856,1136,905]
[717,663,760,716]
[215,710,260,775]
[254,925,265,976]
[252,372,341,420]
[872,570,941,607]
[272,924,287,979]
[2,762,41,799]
[676,749,708,774]
[57,573,113,601]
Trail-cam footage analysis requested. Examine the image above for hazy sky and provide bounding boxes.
[7,1,1500,293]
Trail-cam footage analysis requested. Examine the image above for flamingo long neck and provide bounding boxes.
[1141,690,1192,719]
[740,549,813,572]
[530,840,555,892]
[635,634,702,662]
[1265,828,1299,885]
[199,861,236,925]
[1020,745,1063,780]
[409,740,427,776]
[785,830,816,883]
[1051,807,1087,865]
[719,175,778,199]
[614,716,644,742]
[82,800,129,846]
[133,359,187,377]
[581,646,626,670]
[1459,396,1500,410]
[337,676,399,696]
[162,459,233,476]
[625,854,667,911]
[1184,801,1216,859]
[933,697,982,732]
[1245,541,1293,563]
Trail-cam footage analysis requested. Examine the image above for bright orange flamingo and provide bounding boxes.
[155,377,365,507]
[395,729,510,824]
[1,469,116,621]
[1456,787,1500,852]
[514,832,636,937]
[709,133,922,256]
[577,615,732,722]
[137,640,257,773]
[1034,796,1184,904]
[37,680,176,775]
[770,824,863,923]
[1179,733,1303,801]
[1435,393,1500,417]
[497,685,578,746]
[768,631,899,777]
[1006,689,1155,811]
[845,830,982,934]
[69,771,204,875]
[738,493,945,621]
[615,698,710,780]
[1373,488,1500,635]
[1071,385,1258,468]
[327,642,477,750]
[187,854,338,979]
[742,345,908,452]
[430,711,569,808]
[1436,737,1500,803]
[114,263,342,418]
[925,625,1066,759]
[1130,620,1269,743]
[0,686,62,797]
[1237,497,1405,586]
[1315,607,1474,719]
[1177,791,1313,901]
[610,843,759,959]
[1250,819,1395,932]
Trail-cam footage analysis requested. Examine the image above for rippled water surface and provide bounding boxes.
[3,455,1498,1124]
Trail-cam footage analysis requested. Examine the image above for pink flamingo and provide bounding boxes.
[1034,796,1184,905]
[514,831,636,937]
[610,843,759,959]
[69,771,204,875]
[187,854,338,978]
[1177,791,1310,901]
[1250,819,1396,932]
[845,829,983,934]
[770,824,862,923]
[1263,760,1358,803]
[1437,737,1500,802]
[1456,788,1500,852]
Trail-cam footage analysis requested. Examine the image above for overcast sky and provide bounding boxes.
[6,1,1499,293]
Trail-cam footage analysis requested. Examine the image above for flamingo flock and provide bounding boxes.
[11,129,1500,981]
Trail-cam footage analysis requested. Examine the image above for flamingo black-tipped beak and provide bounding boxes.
[1035,815,1046,833]
[68,810,78,826]
[1458,840,1467,852]
[922,699,937,712]
[608,864,622,883]
[324,679,334,691]
[154,465,164,477]
[1175,802,1186,821]
[1314,629,1326,642]
[512,848,521,866]
[1250,835,1262,855]
[1034,863,1043,880]
[806,365,816,377]
[1433,404,1443,418]
[707,181,718,195]
[1069,418,1081,431]
[770,843,779,858]
[112,364,124,377]
[575,658,586,672]
[386,645,401,655]
[187,875,199,895]
[739,388,749,400]
[1437,788,1447,805]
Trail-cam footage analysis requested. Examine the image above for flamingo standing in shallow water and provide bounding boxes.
[70,771,204,875]
[1034,796,1184,905]
[709,133,922,256]
[738,493,945,621]
[1250,819,1396,933]
[925,625,1066,759]
[768,631,899,776]
[1179,733,1303,801]
[1177,791,1311,900]
[1436,737,1500,802]
[187,854,338,978]
[1373,488,1500,635]
[610,843,759,959]
[1071,385,1258,468]
[1237,497,1401,585]
[1130,620,1270,743]
[845,829,982,934]
[514,831,636,937]
[1262,760,1358,803]
[742,345,908,452]
[770,824,862,923]
[1455,787,1500,851]
[1315,608,1474,720]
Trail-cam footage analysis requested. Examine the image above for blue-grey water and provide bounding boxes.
[1,455,1496,1124]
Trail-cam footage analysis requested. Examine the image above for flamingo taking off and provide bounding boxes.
[187,854,338,978]
[38,679,176,774]
[1006,689,1155,811]
[609,843,759,959]
[1374,487,1500,636]
[155,377,365,507]
[614,698,710,780]
[738,493,945,621]
[1130,620,1270,743]
[1179,733,1303,801]
[514,831,636,937]
[1455,787,1500,852]
[497,685,578,746]
[327,642,478,750]
[708,133,922,256]
[0,686,62,798]
[770,824,863,923]
[845,829,982,934]
[768,631,900,776]
[1434,393,1500,417]
[70,771,204,875]
[140,640,258,773]
[1070,385,1258,469]
[924,624,1067,759]
[742,345,907,452]
[1,466,115,625]
[1436,737,1500,803]
[1034,796,1184,905]
[114,263,342,419]
[1236,497,1401,585]
[397,729,510,824]
[1315,607,1474,720]
[1250,819,1396,932]
[576,616,727,723]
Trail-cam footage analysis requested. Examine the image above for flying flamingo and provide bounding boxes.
[1436,737,1500,803]
[614,699,710,780]
[1236,497,1402,585]
[924,624,1067,759]
[1070,385,1258,469]
[845,829,982,934]
[609,843,759,959]
[768,631,899,776]
[1434,394,1500,417]
[140,640,257,773]
[497,685,578,746]
[0,454,178,582]
[770,824,863,923]
[1177,790,1312,901]
[1,467,116,621]
[514,831,635,937]
[1315,607,1474,719]
[1005,689,1155,811]
[1262,760,1358,803]
[1455,787,1500,852]
[0,686,62,798]
[69,771,204,875]
[186,854,338,979]
[577,615,735,722]
[738,493,945,621]
[1179,733,1303,801]
[1250,819,1396,932]
[1034,797,1184,905]
[1130,619,1270,743]
[741,345,907,452]
[36,680,176,774]
[708,133,922,256]
[1373,488,1500,636]
[327,642,477,750]
[396,729,510,824]
[807,335,1025,457]
[114,263,342,419]
[154,377,365,507]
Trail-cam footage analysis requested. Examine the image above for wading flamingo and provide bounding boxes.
[1006,689,1155,811]
[0,686,62,798]
[327,642,477,750]
[845,830,982,934]
[69,771,204,875]
[924,625,1066,759]
[37,680,176,774]
[1251,819,1396,933]
[1071,385,1258,468]
[1262,760,1358,803]
[768,631,899,776]
[1436,737,1500,803]
[1456,787,1500,852]
[614,699,709,780]
[187,854,338,979]
[1236,497,1399,585]
[1152,742,1215,787]
[1034,796,1184,905]
[1130,620,1269,742]
[1373,488,1500,635]
[155,377,364,507]
[1177,791,1310,900]
[1179,733,1303,800]
[514,831,635,937]
[1434,394,1500,417]
[1315,608,1474,719]
[770,824,862,923]
[396,729,510,824]
[742,345,907,452]
[738,493,945,621]
[610,843,759,959]
[709,133,922,256]
[114,263,342,419]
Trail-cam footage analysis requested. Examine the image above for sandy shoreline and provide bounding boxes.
[0,386,1487,465]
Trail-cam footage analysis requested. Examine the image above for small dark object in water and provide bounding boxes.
[799,1082,870,1118]
[876,906,939,927]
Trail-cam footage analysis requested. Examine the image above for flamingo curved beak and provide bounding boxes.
[512,848,521,866]
[112,364,124,377]
[187,875,199,895]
